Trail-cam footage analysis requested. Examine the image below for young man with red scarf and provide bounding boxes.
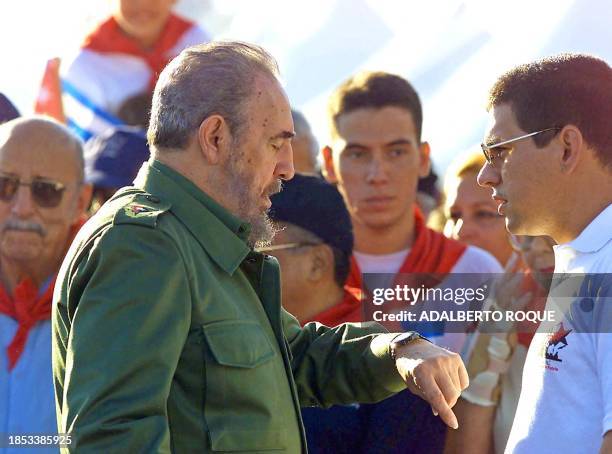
[36,0,210,141]
[321,72,502,453]
[0,117,90,450]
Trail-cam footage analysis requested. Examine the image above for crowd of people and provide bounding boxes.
[0,1,610,453]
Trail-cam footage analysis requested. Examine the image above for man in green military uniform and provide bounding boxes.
[53,41,468,453]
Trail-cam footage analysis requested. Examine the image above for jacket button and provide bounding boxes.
[247,257,257,264]
[146,195,160,203]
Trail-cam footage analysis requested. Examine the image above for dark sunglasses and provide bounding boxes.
[0,173,67,208]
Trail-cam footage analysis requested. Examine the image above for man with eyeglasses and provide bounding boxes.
[0,117,91,452]
[477,54,612,453]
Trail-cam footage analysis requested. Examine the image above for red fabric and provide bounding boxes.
[0,218,85,370]
[516,270,548,347]
[0,278,55,370]
[346,207,467,290]
[303,286,363,327]
[82,14,193,88]
[306,207,467,329]
[34,58,65,123]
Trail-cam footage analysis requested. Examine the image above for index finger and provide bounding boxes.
[420,375,459,429]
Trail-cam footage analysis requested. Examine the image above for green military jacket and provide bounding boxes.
[52,160,406,453]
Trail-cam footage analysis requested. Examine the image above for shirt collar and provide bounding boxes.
[134,160,251,275]
[555,203,612,255]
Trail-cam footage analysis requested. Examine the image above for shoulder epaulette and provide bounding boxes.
[112,192,171,228]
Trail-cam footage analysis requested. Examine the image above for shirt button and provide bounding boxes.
[146,195,160,203]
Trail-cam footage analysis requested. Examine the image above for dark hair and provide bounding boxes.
[487,53,612,169]
[330,246,351,288]
[328,71,423,142]
[117,91,153,129]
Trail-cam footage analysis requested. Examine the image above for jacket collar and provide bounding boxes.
[134,160,251,275]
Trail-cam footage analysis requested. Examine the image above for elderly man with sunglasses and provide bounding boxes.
[475,54,612,453]
[0,117,91,452]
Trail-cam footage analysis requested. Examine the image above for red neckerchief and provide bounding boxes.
[0,218,85,370]
[346,206,467,291]
[0,278,55,370]
[302,285,362,327]
[82,14,193,88]
[313,206,467,329]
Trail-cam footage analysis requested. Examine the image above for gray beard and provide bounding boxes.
[235,182,277,249]
[223,155,281,249]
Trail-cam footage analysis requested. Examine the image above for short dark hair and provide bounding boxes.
[487,53,612,169]
[328,71,423,142]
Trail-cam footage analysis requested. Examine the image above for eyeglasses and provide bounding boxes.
[255,242,320,253]
[0,173,68,208]
[481,127,561,165]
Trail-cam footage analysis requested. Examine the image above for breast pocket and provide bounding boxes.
[202,320,287,452]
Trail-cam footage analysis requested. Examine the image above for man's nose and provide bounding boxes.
[477,162,499,188]
[276,143,295,181]
[365,155,389,184]
[11,185,35,217]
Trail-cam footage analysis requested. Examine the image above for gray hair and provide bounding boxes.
[147,41,280,150]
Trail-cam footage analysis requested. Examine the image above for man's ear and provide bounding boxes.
[306,244,334,283]
[197,115,231,165]
[321,146,338,184]
[75,183,93,221]
[418,141,431,178]
[558,125,584,174]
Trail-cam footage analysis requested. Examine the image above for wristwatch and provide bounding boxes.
[390,331,431,360]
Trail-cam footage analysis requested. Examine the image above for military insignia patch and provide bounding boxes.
[125,204,153,218]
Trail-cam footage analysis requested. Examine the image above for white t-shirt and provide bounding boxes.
[354,245,503,353]
[506,204,612,454]
[353,244,503,275]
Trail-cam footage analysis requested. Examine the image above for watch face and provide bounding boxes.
[395,331,419,346]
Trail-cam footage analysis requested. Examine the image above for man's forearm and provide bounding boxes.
[285,314,405,407]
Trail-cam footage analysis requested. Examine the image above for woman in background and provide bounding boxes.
[442,151,513,266]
